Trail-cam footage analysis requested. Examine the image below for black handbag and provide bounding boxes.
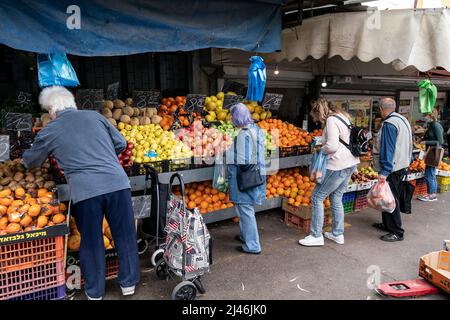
[235,128,265,192]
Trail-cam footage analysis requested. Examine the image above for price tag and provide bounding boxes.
[4,113,32,131]
[223,94,243,110]
[106,82,120,100]
[262,93,283,111]
[222,80,246,96]
[76,89,104,110]
[418,150,425,160]
[16,91,32,108]
[0,135,9,161]
[132,90,161,108]
[184,94,206,113]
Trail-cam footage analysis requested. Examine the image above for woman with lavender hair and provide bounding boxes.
[227,103,266,254]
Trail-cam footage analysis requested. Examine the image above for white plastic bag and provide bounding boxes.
[367,181,396,213]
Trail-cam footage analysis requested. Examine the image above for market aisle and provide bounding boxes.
[76,195,450,300]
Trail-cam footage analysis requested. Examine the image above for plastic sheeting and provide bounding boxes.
[0,0,283,56]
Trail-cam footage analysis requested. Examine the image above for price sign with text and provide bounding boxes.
[132,90,161,108]
[16,91,32,108]
[4,113,32,131]
[184,94,206,113]
[0,135,9,161]
[106,82,120,100]
[223,94,243,110]
[262,93,283,111]
[76,89,104,110]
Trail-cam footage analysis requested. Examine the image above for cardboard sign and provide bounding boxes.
[0,135,9,161]
[222,80,246,96]
[16,91,32,108]
[76,89,104,110]
[106,82,120,100]
[4,112,32,131]
[262,93,283,111]
[0,224,69,246]
[133,90,161,108]
[223,94,243,110]
[184,94,206,113]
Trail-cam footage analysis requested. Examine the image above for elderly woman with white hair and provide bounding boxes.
[23,86,140,300]
[227,103,266,254]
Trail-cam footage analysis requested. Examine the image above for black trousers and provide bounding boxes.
[382,169,407,237]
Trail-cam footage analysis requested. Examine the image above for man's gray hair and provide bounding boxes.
[380,97,396,110]
[39,86,77,113]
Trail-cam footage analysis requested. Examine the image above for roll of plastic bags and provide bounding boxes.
[310,149,328,184]
[37,53,80,88]
[245,56,266,102]
[367,181,396,213]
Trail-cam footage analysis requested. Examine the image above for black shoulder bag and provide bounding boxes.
[235,128,265,192]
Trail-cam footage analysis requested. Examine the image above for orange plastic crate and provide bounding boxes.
[0,236,64,273]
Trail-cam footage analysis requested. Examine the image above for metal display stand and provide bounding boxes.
[57,154,312,224]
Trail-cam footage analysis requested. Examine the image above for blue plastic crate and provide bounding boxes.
[10,285,65,301]
[342,192,356,204]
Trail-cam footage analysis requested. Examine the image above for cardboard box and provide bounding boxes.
[282,198,331,220]
[419,251,450,294]
[444,240,450,252]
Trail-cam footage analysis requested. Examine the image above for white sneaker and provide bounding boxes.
[86,293,103,300]
[121,285,136,296]
[298,235,324,247]
[324,232,345,245]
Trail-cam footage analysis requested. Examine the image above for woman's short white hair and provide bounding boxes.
[39,86,77,113]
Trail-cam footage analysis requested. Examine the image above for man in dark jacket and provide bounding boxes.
[23,86,140,300]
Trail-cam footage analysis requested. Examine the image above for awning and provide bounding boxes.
[268,9,450,72]
[0,0,283,56]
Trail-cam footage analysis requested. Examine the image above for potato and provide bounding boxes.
[125,98,133,106]
[113,99,125,109]
[108,118,117,126]
[103,100,114,109]
[3,168,13,178]
[151,115,162,125]
[112,109,122,121]
[34,171,42,177]
[123,106,134,117]
[101,108,113,118]
[13,172,24,182]
[0,177,12,186]
[44,181,56,189]
[25,183,37,190]
[36,181,45,189]
[119,115,131,124]
[130,117,140,126]
[133,108,140,117]
[25,174,35,183]
[139,116,151,125]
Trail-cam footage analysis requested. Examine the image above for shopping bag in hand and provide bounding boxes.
[213,154,229,192]
[310,150,328,184]
[367,181,396,213]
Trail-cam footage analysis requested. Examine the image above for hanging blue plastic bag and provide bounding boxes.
[37,53,80,88]
[310,149,328,184]
[245,56,266,102]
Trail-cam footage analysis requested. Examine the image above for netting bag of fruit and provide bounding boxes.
[213,154,229,192]
[367,181,396,213]
[310,150,328,184]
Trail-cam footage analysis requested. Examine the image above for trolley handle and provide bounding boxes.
[168,172,186,199]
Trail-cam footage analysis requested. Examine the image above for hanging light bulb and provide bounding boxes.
[274,65,279,75]
[321,77,327,88]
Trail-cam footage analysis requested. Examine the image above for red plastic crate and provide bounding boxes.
[413,179,428,196]
[0,236,64,273]
[354,190,370,211]
[10,284,65,300]
[284,212,330,234]
[0,259,65,300]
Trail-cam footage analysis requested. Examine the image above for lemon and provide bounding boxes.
[125,125,132,131]
[216,92,224,100]
[117,122,125,130]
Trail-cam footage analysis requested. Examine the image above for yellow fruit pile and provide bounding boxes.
[243,100,272,122]
[0,187,67,235]
[203,92,231,122]
[438,162,450,171]
[266,168,330,208]
[68,216,114,251]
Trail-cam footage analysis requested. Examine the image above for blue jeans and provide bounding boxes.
[72,189,140,298]
[425,165,437,194]
[235,204,261,253]
[310,166,356,238]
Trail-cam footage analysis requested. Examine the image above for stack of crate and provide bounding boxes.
[342,192,356,214]
[412,178,428,196]
[354,189,370,211]
[0,236,66,300]
[437,176,450,193]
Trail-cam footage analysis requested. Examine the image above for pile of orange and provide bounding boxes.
[266,168,330,208]
[174,181,234,214]
[310,129,323,137]
[258,119,312,148]
[409,159,426,172]
[438,161,450,171]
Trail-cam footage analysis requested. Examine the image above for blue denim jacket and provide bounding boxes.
[23,109,130,204]
[227,124,266,205]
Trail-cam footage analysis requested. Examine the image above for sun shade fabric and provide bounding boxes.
[0,0,283,56]
[268,9,450,72]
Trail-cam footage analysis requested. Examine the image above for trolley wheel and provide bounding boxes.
[155,259,169,280]
[193,277,206,294]
[172,281,197,300]
[137,238,149,255]
[151,249,165,267]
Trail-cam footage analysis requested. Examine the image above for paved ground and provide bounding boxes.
[73,194,450,300]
